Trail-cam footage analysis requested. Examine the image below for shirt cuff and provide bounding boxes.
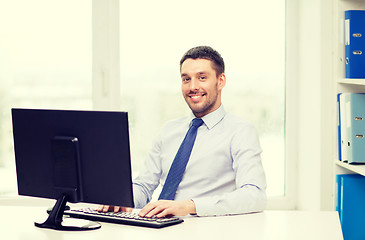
[191,197,220,217]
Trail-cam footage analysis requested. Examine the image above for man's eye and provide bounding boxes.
[183,78,190,82]
[200,76,206,80]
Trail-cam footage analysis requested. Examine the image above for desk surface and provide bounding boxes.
[0,206,343,240]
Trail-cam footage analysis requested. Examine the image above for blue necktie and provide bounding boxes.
[158,118,204,200]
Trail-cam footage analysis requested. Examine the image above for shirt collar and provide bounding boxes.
[188,105,226,130]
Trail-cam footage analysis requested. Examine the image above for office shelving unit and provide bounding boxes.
[334,0,365,176]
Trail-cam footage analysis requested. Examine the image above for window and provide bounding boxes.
[0,0,91,196]
[119,0,285,198]
[0,0,290,206]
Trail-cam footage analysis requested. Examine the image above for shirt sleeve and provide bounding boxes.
[192,124,267,216]
[132,134,163,209]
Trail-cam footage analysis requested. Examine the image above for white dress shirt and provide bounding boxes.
[133,105,267,216]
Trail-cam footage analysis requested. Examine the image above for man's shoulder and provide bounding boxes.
[160,116,190,131]
[224,112,254,129]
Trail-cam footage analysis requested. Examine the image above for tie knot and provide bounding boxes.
[191,118,204,128]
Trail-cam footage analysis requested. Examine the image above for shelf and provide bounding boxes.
[336,160,365,176]
[338,79,365,85]
[340,0,365,4]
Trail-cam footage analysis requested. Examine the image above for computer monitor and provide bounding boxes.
[11,108,134,231]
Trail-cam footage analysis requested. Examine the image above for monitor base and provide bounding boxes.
[35,217,101,231]
[35,194,101,231]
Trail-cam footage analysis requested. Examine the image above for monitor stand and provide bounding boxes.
[35,194,101,231]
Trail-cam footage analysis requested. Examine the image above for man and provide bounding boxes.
[99,46,267,217]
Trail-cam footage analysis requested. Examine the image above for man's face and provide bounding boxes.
[180,58,226,118]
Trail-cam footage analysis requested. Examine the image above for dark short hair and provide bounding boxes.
[180,46,225,76]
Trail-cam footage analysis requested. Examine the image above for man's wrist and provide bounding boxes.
[187,199,197,215]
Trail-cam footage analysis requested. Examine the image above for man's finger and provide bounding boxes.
[97,205,109,212]
[145,205,164,218]
[121,207,133,212]
[139,202,158,217]
[103,205,110,212]
[156,208,171,218]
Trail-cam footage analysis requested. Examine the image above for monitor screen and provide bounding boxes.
[11,108,134,230]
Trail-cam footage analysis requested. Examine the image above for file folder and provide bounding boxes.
[337,93,342,160]
[345,10,365,78]
[338,93,349,162]
[337,174,365,240]
[335,174,342,213]
[337,93,342,161]
[344,93,365,163]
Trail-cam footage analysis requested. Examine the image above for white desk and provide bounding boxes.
[0,206,343,240]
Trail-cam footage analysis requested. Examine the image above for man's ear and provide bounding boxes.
[218,73,226,90]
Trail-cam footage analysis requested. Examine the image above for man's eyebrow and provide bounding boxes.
[197,71,208,75]
[181,71,209,77]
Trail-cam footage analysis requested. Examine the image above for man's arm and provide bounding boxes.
[138,199,196,217]
[132,129,165,208]
[192,124,267,216]
[192,184,266,216]
[136,185,265,218]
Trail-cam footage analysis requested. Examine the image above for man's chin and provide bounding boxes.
[189,105,209,118]
[187,103,203,113]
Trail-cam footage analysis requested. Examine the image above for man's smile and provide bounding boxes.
[188,93,206,103]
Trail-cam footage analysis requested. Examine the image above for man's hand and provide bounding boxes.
[96,205,133,213]
[138,200,196,218]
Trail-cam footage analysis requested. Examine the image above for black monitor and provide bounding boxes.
[11,108,134,231]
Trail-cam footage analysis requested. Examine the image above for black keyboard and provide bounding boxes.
[64,208,184,228]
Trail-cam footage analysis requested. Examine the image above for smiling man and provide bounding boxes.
[99,46,267,217]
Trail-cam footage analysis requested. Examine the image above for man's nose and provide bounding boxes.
[189,78,199,91]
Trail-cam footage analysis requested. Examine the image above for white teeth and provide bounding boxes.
[191,96,200,99]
